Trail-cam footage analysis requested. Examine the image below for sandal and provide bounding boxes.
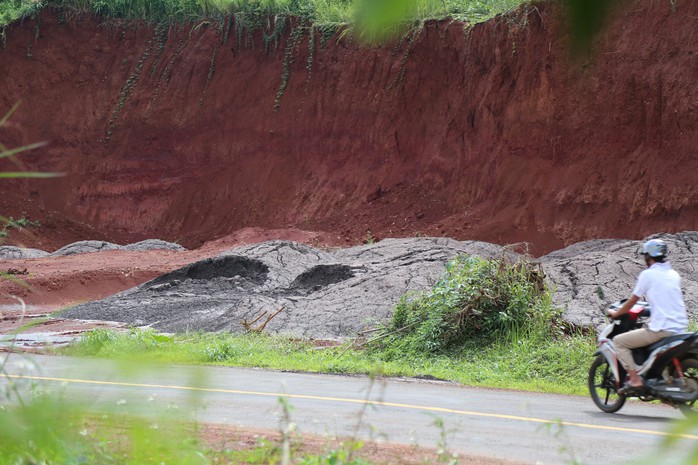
[618,382,645,395]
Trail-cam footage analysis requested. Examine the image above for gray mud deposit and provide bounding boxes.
[62,233,698,338]
[62,238,507,338]
[0,240,185,261]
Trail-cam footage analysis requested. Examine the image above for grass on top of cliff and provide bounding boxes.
[1,0,527,29]
[63,255,595,396]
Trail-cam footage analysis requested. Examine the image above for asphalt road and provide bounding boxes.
[1,354,696,465]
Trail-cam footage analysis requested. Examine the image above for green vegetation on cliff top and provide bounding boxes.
[1,0,527,28]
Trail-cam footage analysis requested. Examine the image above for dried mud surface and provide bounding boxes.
[60,237,509,337]
[53,232,698,338]
[1,1,697,256]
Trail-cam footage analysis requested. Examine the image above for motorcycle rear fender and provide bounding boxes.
[639,338,694,377]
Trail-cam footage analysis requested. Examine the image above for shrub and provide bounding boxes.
[374,254,558,354]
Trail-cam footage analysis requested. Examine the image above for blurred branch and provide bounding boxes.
[0,141,48,159]
[0,103,60,179]
[0,101,21,128]
[0,172,61,178]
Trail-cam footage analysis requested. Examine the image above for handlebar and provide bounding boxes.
[606,299,651,320]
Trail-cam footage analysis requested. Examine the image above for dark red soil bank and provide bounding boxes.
[1,1,697,256]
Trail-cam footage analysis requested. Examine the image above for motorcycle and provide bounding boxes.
[588,300,698,416]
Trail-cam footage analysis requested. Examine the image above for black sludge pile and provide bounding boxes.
[62,233,698,338]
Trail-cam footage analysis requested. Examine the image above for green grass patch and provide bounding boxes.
[0,0,41,27]
[63,325,594,396]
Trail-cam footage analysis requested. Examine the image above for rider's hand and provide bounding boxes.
[607,309,618,319]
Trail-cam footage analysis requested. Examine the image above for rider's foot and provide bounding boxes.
[618,373,645,395]
[618,382,644,395]
[627,371,644,388]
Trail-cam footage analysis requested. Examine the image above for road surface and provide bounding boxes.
[1,354,696,465]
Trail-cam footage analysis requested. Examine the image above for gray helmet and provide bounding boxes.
[642,239,668,258]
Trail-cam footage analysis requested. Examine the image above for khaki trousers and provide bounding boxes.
[615,328,674,372]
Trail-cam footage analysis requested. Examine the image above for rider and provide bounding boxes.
[607,238,688,392]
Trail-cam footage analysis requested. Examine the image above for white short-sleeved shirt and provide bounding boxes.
[632,261,688,333]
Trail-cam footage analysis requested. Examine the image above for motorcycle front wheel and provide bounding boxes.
[677,358,698,417]
[588,355,626,413]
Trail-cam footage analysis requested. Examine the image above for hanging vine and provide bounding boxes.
[222,15,233,45]
[274,26,306,112]
[263,15,286,52]
[200,46,218,106]
[106,28,155,140]
[149,23,168,77]
[306,25,315,73]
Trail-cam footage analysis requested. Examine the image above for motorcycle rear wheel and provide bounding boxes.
[588,355,626,413]
[677,358,698,417]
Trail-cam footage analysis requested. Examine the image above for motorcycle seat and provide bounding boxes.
[646,332,695,353]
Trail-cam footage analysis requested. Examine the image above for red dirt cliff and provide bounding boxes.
[1,1,697,255]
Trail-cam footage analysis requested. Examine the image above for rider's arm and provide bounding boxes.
[608,294,640,319]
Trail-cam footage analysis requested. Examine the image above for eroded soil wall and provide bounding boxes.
[1,1,697,254]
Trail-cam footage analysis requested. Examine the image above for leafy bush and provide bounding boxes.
[374,254,559,354]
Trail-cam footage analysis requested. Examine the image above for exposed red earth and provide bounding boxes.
[1,1,698,343]
[1,0,697,259]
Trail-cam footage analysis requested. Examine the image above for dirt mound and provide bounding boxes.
[50,239,185,256]
[61,238,511,337]
[0,239,185,261]
[124,239,186,252]
[1,1,697,254]
[0,246,49,260]
[60,232,698,337]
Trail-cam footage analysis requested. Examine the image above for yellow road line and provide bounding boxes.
[4,373,698,440]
